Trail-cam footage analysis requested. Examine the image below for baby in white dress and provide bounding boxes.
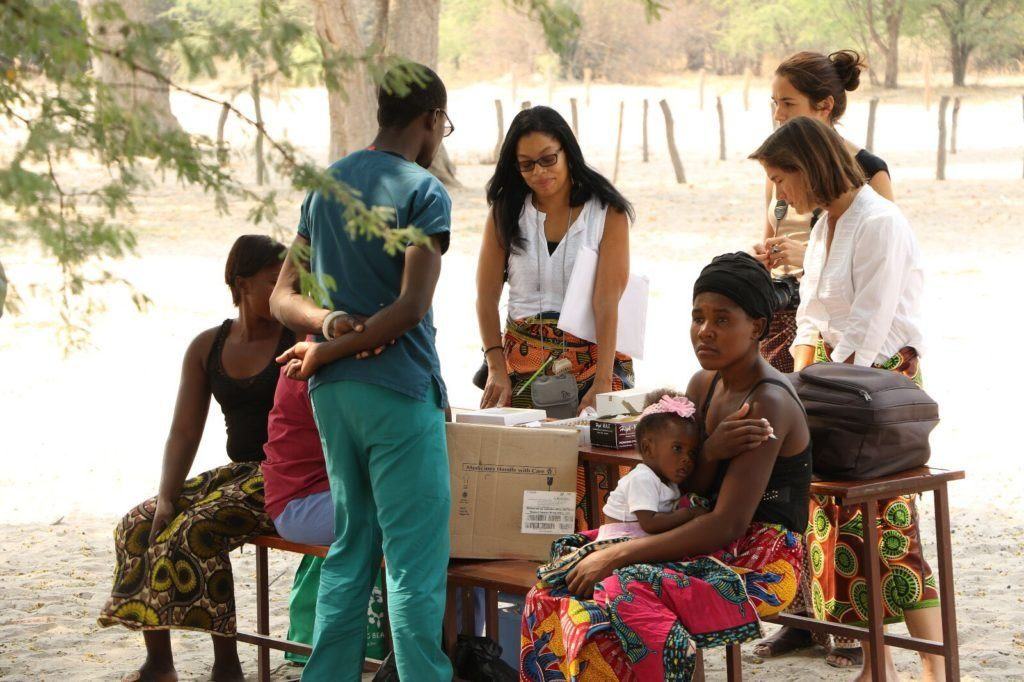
[596,390,709,542]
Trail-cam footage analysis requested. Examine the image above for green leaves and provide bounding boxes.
[1,0,436,348]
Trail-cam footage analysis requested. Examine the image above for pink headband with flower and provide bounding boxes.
[640,395,696,420]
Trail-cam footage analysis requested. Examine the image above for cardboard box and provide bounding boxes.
[447,423,579,560]
[589,415,641,449]
[596,387,650,417]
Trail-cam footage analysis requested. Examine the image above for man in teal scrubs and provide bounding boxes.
[271,63,454,682]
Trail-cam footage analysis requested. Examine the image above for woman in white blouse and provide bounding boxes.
[750,116,944,682]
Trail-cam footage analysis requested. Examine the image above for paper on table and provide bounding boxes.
[557,246,648,359]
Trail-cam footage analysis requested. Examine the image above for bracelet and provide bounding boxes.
[482,345,504,355]
[321,310,348,340]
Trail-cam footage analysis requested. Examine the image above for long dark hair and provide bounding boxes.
[486,106,634,253]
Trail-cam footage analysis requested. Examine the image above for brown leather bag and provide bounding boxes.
[787,363,940,479]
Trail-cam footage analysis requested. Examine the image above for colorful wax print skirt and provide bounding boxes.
[98,462,274,635]
[520,523,803,681]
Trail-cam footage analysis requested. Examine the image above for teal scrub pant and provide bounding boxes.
[285,556,386,664]
[302,380,451,682]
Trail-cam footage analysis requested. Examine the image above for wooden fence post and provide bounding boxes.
[937,95,949,180]
[642,99,649,163]
[743,67,751,111]
[950,96,961,154]
[716,95,726,161]
[570,97,579,138]
[866,97,879,153]
[658,99,686,184]
[494,99,505,161]
[613,101,625,183]
[521,101,531,111]
[216,101,230,167]
[251,73,266,186]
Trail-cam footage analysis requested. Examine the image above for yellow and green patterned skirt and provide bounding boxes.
[98,462,274,635]
[806,340,938,625]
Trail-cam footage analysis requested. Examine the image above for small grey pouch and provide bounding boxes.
[530,371,579,419]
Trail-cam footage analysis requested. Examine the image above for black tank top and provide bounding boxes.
[206,320,295,463]
[703,374,812,533]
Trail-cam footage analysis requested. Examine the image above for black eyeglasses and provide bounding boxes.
[517,148,562,173]
[436,109,454,138]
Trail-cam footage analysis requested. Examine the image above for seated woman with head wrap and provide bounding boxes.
[519,253,812,681]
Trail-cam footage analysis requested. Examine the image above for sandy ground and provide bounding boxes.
[2,77,1024,680]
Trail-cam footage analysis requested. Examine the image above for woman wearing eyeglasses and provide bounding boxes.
[476,106,634,526]
[476,104,635,412]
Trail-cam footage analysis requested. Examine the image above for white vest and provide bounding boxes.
[506,196,608,320]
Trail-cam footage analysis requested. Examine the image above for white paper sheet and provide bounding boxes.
[557,246,648,359]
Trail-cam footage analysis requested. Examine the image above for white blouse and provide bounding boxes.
[506,197,608,320]
[793,185,925,366]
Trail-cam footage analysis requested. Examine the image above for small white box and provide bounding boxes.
[455,407,548,427]
[596,388,650,418]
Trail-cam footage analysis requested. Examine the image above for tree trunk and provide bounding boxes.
[386,0,458,186]
[81,0,181,133]
[883,16,900,89]
[313,0,379,162]
[951,40,970,87]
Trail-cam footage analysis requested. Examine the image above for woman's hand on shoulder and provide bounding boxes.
[703,402,775,461]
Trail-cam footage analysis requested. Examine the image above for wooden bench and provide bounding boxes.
[237,535,386,682]
[580,445,965,682]
[444,559,540,657]
[239,539,540,678]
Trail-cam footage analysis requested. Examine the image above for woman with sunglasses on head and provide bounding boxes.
[476,105,634,529]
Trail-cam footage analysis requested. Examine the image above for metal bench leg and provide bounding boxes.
[862,500,887,681]
[726,642,742,681]
[934,485,961,681]
[256,544,270,682]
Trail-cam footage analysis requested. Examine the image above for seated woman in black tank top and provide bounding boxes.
[518,253,810,679]
[98,235,296,682]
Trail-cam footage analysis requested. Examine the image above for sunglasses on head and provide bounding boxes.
[517,148,562,173]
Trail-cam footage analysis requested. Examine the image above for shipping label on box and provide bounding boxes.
[447,423,578,561]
